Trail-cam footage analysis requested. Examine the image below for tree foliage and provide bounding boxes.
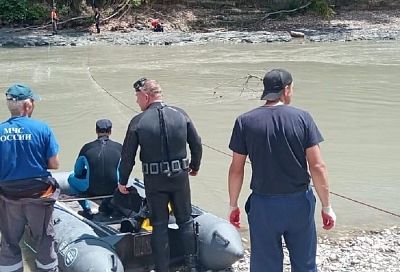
[311,0,335,18]
[0,0,48,24]
[0,0,397,25]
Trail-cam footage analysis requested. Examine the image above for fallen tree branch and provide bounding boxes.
[241,74,263,95]
[6,24,51,33]
[259,1,312,22]
[210,76,248,93]
[118,5,131,21]
[102,0,131,22]
[6,15,91,33]
[58,15,91,25]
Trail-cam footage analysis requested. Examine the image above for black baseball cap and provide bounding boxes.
[261,69,293,100]
[96,119,112,132]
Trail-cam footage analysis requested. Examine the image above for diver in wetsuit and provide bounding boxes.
[68,119,122,219]
[118,78,202,272]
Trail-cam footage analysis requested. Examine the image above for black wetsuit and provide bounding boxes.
[79,136,122,196]
[119,101,202,272]
[94,11,100,33]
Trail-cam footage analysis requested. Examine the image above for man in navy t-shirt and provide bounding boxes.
[228,69,336,272]
[0,84,60,272]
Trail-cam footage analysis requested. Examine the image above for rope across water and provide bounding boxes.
[86,64,400,220]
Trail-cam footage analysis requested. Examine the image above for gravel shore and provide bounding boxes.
[230,226,400,272]
[1,9,400,47]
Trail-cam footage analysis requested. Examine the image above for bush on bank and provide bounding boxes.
[0,0,48,25]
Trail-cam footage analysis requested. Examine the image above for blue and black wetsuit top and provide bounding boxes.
[78,136,122,195]
[119,101,202,185]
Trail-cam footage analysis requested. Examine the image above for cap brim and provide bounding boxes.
[31,93,41,101]
[260,90,282,100]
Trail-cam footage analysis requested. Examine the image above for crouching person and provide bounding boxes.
[68,119,122,219]
[0,84,60,272]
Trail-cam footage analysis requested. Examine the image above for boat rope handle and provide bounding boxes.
[59,194,114,202]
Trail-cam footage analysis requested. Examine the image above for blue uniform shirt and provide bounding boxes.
[0,116,59,181]
[229,105,323,195]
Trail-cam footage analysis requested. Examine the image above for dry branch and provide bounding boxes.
[241,74,263,95]
[260,1,312,21]
[6,15,91,33]
[102,0,131,21]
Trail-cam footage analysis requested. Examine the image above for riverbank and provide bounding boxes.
[1,9,400,47]
[231,226,400,272]
[5,225,397,271]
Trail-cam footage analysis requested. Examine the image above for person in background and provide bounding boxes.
[68,119,122,219]
[118,78,202,272]
[228,68,336,271]
[151,18,164,32]
[94,7,101,34]
[0,84,60,272]
[51,7,59,35]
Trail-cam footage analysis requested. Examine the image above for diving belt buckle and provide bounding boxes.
[142,158,189,175]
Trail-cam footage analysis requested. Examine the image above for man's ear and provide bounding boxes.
[283,85,290,96]
[23,100,34,116]
[24,101,32,111]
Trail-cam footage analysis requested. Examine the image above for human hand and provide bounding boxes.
[126,186,138,194]
[118,183,129,194]
[321,206,336,230]
[229,206,240,228]
[188,168,198,176]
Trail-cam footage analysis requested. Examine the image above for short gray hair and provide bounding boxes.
[6,99,28,115]
[142,80,162,96]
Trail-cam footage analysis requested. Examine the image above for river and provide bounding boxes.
[1,41,400,269]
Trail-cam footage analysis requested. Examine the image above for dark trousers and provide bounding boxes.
[144,171,196,272]
[95,22,100,33]
[52,21,57,34]
[67,173,91,211]
[0,195,58,272]
[247,188,317,272]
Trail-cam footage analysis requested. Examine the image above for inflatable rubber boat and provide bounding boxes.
[24,172,244,271]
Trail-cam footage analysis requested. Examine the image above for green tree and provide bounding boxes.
[0,0,47,24]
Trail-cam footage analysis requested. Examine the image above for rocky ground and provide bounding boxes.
[1,8,400,47]
[230,226,400,272]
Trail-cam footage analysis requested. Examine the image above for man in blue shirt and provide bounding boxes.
[228,69,336,272]
[0,84,60,272]
[68,119,122,219]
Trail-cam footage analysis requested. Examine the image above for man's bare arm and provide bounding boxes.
[228,152,247,208]
[47,155,59,170]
